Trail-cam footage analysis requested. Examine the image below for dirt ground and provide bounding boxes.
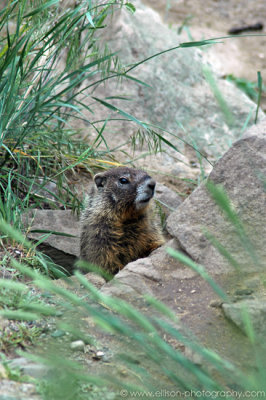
[143,0,266,108]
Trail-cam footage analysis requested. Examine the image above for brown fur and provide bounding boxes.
[80,167,165,274]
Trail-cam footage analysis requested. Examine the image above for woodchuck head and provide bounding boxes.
[93,167,156,215]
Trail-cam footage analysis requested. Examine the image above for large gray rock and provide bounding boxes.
[223,300,266,338]
[167,120,266,274]
[22,210,79,257]
[84,0,263,162]
[22,210,79,271]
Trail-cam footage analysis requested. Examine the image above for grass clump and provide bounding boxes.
[0,0,134,277]
[0,0,128,216]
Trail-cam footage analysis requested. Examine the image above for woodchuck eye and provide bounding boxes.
[119,177,129,184]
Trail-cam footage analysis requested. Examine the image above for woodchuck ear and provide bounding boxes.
[94,173,107,188]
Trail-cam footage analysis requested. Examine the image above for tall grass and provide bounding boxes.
[0,0,132,215]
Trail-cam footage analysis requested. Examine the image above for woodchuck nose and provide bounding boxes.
[80,167,165,274]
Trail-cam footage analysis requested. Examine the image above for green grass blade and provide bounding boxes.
[203,228,241,271]
[179,39,221,47]
[0,219,32,249]
[203,65,234,126]
[30,229,77,238]
[167,247,228,301]
[86,11,95,28]
[255,71,262,124]
[0,279,28,292]
[0,310,40,321]
[206,181,260,265]
[23,0,60,17]
[92,97,149,129]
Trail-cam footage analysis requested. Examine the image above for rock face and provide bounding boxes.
[85,0,263,162]
[167,119,266,274]
[223,300,266,338]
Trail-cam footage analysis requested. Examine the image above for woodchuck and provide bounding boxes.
[80,167,165,274]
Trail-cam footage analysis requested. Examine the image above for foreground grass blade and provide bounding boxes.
[206,181,260,265]
[255,71,262,124]
[167,247,228,301]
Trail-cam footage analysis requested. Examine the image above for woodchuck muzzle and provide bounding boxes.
[80,167,165,274]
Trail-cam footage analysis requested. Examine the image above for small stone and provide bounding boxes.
[234,289,253,296]
[51,329,65,338]
[0,363,8,379]
[92,350,105,360]
[209,300,223,308]
[70,340,85,351]
[184,347,202,366]
[190,289,196,294]
[119,368,128,377]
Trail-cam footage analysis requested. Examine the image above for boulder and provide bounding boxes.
[22,210,79,257]
[22,210,79,271]
[167,119,266,274]
[83,0,263,163]
[223,299,266,338]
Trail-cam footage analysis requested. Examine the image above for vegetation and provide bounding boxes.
[225,73,265,103]
[0,215,266,399]
[0,0,135,220]
[0,0,265,399]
